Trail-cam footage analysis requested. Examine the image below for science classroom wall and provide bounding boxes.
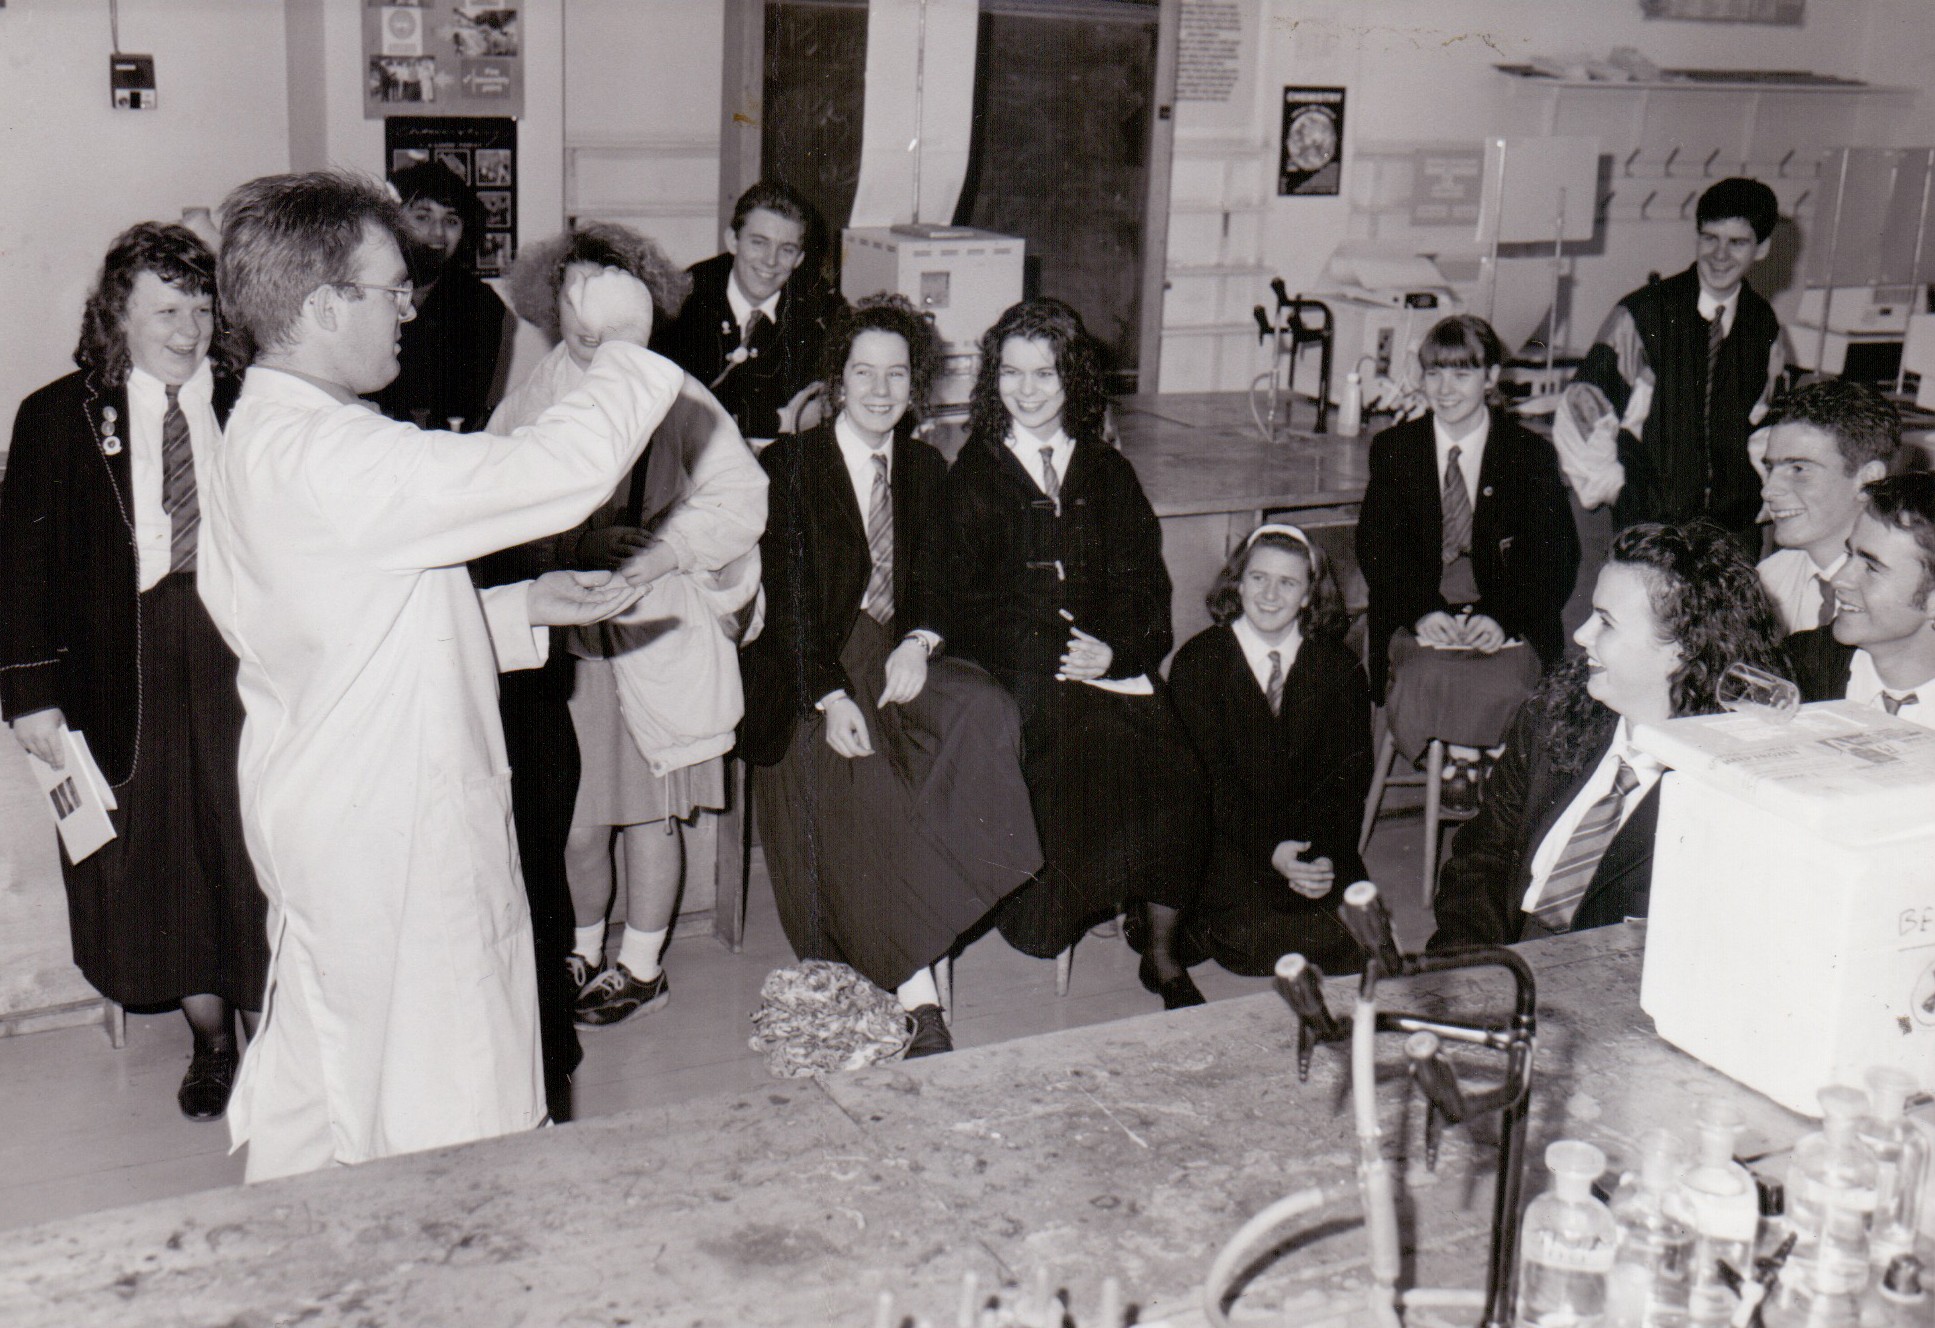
[0,0,291,436]
[1163,0,1908,391]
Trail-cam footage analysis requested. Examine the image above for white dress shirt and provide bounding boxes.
[1521,719,1666,915]
[1845,650,1934,729]
[1697,285,1740,338]
[126,360,219,591]
[1757,547,1845,635]
[1231,615,1302,698]
[1432,409,1489,509]
[725,273,782,337]
[1005,426,1072,495]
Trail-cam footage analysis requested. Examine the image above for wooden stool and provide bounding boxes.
[933,943,1072,1029]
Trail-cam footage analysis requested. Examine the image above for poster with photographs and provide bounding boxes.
[364,1,523,119]
[386,117,518,277]
[1278,87,1345,197]
[1642,0,1803,22]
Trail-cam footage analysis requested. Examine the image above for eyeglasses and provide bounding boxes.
[334,282,418,320]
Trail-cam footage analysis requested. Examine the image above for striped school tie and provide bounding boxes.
[1039,445,1060,515]
[1440,444,1471,565]
[863,453,893,625]
[1881,692,1917,716]
[161,384,199,573]
[1816,575,1836,630]
[1532,759,1640,933]
[1703,310,1726,440]
[1265,649,1284,717]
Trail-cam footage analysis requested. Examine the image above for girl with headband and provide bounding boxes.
[1168,525,1373,975]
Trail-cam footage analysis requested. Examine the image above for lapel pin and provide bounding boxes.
[102,433,123,456]
[1482,485,1494,497]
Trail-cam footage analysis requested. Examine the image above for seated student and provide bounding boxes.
[739,295,1042,1057]
[1169,525,1372,977]
[1429,522,1788,950]
[651,180,843,447]
[367,161,511,431]
[939,297,1207,1009]
[1356,314,1579,810]
[1789,473,1935,729]
[492,224,767,1033]
[1571,177,1785,541]
[1756,380,1899,634]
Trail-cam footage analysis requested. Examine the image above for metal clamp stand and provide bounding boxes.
[1263,882,1538,1328]
[1251,278,1335,437]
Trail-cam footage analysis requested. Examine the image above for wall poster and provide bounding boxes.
[364,2,523,119]
[1641,0,1803,22]
[1278,87,1344,197]
[386,117,519,277]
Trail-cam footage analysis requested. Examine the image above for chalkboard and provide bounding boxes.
[761,0,865,285]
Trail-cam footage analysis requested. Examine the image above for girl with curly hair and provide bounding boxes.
[738,295,1042,1057]
[1429,520,1790,949]
[487,224,764,1064]
[1168,526,1373,976]
[939,298,1208,1008]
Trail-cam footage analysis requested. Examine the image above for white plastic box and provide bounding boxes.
[1634,703,1935,1117]
[840,226,1024,407]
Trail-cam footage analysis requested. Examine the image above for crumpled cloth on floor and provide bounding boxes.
[749,960,911,1077]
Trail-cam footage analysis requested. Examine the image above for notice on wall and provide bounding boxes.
[1642,0,1803,24]
[364,2,523,119]
[386,117,518,276]
[1411,148,1485,226]
[1178,0,1242,103]
[1278,87,1344,197]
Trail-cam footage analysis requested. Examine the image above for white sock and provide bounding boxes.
[896,967,939,1013]
[572,922,606,966]
[617,926,668,981]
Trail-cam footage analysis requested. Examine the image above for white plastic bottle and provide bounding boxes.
[1857,1067,1928,1269]
[1518,1140,1619,1328]
[1607,1129,1696,1328]
[1678,1100,1761,1327]
[1785,1085,1879,1308]
[1337,371,1363,438]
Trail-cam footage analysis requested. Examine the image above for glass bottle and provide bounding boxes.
[1518,1140,1619,1328]
[1607,1129,1696,1328]
[1785,1085,1879,1305]
[1857,1067,1928,1270]
[1678,1101,1760,1328]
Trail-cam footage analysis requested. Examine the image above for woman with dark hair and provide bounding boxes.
[1356,313,1580,812]
[0,221,267,1120]
[1429,520,1790,950]
[739,294,1041,1056]
[939,297,1208,1008]
[490,223,764,1049]
[1169,526,1372,976]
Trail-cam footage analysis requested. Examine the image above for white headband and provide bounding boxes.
[1245,523,1313,552]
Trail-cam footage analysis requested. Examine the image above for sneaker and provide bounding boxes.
[903,1004,953,1058]
[573,960,669,1028]
[566,953,594,995]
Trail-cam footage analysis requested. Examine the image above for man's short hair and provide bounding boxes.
[1861,472,1935,599]
[390,160,486,262]
[74,222,220,384]
[1697,177,1780,243]
[219,171,405,357]
[729,179,814,235]
[1767,378,1900,475]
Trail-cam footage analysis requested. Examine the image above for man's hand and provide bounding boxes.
[821,694,874,759]
[878,638,929,706]
[576,525,652,571]
[560,267,657,357]
[1057,626,1114,682]
[10,707,65,768]
[527,570,645,626]
[1458,613,1508,654]
[776,382,828,437]
[1271,839,1335,899]
[1414,611,1464,649]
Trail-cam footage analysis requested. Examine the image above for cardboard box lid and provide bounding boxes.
[1632,701,1935,844]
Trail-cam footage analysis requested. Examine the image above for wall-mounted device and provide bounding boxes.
[110,54,156,110]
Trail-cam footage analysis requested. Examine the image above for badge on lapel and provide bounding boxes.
[100,405,122,456]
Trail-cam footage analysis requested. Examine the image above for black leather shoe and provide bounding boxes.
[1138,952,1208,1010]
[573,961,669,1028]
[178,1043,239,1122]
[1441,759,1481,817]
[904,1004,953,1058]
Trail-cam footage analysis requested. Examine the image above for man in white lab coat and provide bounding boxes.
[200,172,686,1180]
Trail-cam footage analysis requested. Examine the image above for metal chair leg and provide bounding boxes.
[1055,944,1072,998]
[106,1000,126,1049]
[1421,738,1447,907]
[935,955,953,1025]
[1360,728,1400,855]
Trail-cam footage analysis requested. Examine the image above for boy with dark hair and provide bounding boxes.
[1572,176,1786,539]
[1790,473,1935,729]
[652,179,843,445]
[1756,378,1899,633]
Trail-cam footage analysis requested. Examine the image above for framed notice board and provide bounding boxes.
[386,117,518,276]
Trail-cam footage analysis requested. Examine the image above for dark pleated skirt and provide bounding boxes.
[756,614,1043,992]
[1185,847,1364,979]
[60,572,269,1009]
[987,673,1208,958]
[1385,631,1540,764]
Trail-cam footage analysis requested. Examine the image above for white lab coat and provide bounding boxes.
[197,346,683,1176]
